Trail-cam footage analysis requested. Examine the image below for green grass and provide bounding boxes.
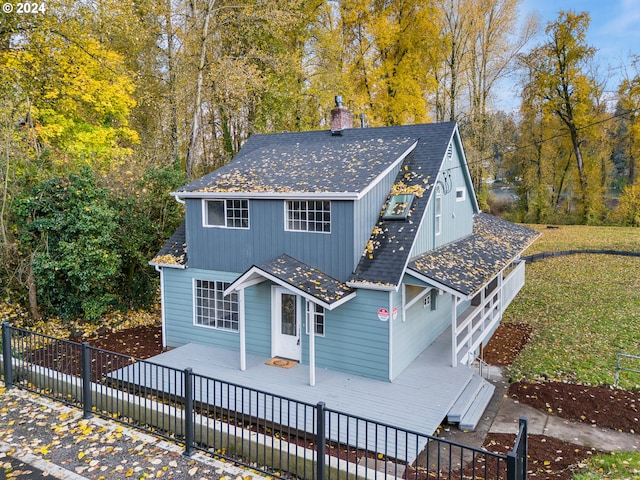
[522,224,640,255]
[504,225,640,389]
[573,451,640,479]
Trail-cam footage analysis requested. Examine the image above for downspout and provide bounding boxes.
[154,265,167,349]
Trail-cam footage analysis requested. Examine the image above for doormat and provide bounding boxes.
[265,357,298,368]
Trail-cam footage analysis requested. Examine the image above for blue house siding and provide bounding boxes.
[163,268,240,349]
[163,267,271,356]
[352,163,404,268]
[391,287,452,379]
[300,289,390,381]
[186,199,355,281]
[411,140,476,257]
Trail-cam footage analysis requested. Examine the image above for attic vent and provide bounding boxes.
[447,143,453,160]
[383,194,414,220]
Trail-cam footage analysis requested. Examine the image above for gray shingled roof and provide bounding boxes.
[149,222,187,267]
[348,122,458,287]
[178,129,417,195]
[407,213,540,297]
[255,254,354,306]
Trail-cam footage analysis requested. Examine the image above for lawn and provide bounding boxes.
[503,225,640,389]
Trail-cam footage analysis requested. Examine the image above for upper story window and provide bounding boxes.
[285,200,331,233]
[456,187,465,202]
[194,279,239,332]
[435,184,442,236]
[204,199,249,229]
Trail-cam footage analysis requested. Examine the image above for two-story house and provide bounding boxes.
[150,99,538,431]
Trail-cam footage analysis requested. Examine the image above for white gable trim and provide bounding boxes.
[226,266,356,311]
[356,140,419,200]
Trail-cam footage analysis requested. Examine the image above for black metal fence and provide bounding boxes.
[1,323,527,479]
[523,249,640,263]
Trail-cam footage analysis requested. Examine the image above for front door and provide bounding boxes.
[273,287,301,361]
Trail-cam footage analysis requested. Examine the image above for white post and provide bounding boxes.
[239,289,246,371]
[451,295,458,367]
[309,318,316,387]
[388,291,394,381]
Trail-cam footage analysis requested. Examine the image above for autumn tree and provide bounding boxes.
[519,11,610,223]
[463,0,536,192]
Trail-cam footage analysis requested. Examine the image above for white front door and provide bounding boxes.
[272,287,301,361]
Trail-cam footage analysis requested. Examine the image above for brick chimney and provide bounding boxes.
[330,96,353,135]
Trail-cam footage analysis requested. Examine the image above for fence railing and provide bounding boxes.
[615,353,640,388]
[1,323,527,479]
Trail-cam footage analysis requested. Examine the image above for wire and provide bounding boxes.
[459,106,640,170]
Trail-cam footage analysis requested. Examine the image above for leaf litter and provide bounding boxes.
[0,387,265,480]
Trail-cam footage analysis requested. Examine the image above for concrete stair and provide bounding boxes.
[447,374,495,431]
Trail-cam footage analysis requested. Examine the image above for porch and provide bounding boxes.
[140,325,475,438]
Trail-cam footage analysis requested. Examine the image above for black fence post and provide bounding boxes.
[316,402,325,480]
[2,323,13,390]
[183,367,194,457]
[506,416,528,480]
[518,417,528,479]
[82,342,93,419]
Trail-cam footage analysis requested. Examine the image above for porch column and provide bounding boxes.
[239,289,246,371]
[309,319,316,387]
[498,271,504,319]
[451,294,458,367]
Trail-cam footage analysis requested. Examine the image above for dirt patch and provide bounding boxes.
[481,322,533,366]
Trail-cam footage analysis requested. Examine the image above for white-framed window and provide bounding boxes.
[456,187,465,202]
[194,279,239,331]
[285,200,331,233]
[435,184,442,236]
[305,301,325,336]
[204,199,249,229]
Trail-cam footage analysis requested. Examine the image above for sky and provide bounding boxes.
[495,0,640,110]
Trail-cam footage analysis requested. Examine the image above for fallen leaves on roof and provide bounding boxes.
[258,254,354,305]
[180,135,416,194]
[408,213,541,297]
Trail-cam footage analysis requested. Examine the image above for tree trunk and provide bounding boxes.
[27,253,40,321]
[185,0,216,178]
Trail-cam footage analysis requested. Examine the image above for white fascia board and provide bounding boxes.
[171,191,360,201]
[147,261,186,269]
[404,268,467,300]
[346,281,398,292]
[452,125,480,214]
[356,140,419,200]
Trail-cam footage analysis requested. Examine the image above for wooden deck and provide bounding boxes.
[110,327,476,461]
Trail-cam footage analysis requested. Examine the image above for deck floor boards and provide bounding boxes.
[111,328,475,461]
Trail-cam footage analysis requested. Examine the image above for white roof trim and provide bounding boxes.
[403,269,467,299]
[172,191,360,200]
[147,261,186,269]
[356,140,419,200]
[346,281,398,292]
[226,266,356,311]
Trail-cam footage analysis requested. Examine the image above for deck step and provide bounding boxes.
[446,374,495,431]
[458,382,494,431]
[447,375,484,422]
